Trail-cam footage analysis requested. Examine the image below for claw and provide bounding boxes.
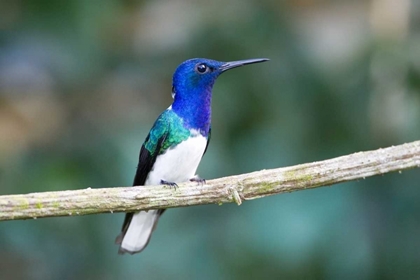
[161,179,178,190]
[190,177,206,185]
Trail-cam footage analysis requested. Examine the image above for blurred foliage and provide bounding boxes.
[1,0,420,279]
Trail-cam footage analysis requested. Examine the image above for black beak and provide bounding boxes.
[220,58,269,72]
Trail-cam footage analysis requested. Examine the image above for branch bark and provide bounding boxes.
[1,140,419,221]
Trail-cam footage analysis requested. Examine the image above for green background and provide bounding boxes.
[1,1,420,279]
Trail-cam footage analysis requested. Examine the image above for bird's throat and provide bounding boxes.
[172,88,212,136]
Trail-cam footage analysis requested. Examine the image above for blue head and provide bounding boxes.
[171,58,268,135]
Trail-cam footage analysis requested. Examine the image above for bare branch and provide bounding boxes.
[1,140,419,221]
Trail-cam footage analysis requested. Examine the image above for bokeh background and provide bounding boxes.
[1,0,420,279]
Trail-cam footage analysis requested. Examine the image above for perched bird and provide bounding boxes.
[115,57,269,254]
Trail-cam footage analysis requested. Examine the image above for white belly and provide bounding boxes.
[145,135,207,185]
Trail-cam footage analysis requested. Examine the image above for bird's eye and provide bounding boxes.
[195,63,208,74]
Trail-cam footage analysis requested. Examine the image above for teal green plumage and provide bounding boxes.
[144,109,191,155]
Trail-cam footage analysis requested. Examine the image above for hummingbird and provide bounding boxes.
[115,57,269,254]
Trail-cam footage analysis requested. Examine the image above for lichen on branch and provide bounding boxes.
[0,140,419,221]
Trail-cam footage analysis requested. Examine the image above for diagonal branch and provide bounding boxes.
[1,140,419,221]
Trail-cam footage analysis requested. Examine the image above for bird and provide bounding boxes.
[115,57,269,254]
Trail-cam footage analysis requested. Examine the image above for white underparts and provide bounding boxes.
[145,134,207,185]
[120,134,207,253]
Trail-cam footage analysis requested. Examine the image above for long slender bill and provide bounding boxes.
[220,58,269,72]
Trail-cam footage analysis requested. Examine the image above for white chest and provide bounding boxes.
[145,135,207,185]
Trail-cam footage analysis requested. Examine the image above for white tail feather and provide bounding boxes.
[121,210,159,253]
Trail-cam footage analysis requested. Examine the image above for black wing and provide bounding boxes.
[116,129,168,243]
[132,133,167,186]
[203,127,211,156]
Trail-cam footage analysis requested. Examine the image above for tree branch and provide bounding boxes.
[1,141,419,221]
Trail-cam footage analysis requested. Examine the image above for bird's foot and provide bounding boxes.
[190,177,206,186]
[161,180,178,190]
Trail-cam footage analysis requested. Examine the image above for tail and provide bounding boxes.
[115,210,163,254]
